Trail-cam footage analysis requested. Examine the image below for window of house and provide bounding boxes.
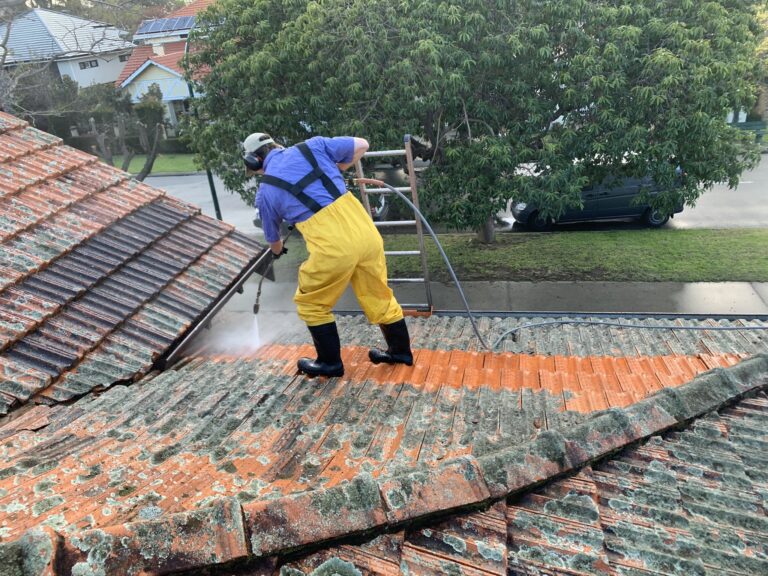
[119,54,130,62]
[78,60,100,69]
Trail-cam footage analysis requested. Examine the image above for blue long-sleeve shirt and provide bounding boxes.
[255,136,354,243]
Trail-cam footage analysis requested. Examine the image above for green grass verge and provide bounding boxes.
[275,228,768,282]
[385,229,768,282]
[113,154,199,175]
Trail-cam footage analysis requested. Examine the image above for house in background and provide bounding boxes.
[0,8,134,87]
[116,0,216,129]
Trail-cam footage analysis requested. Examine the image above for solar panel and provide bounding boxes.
[136,19,153,35]
[135,15,195,37]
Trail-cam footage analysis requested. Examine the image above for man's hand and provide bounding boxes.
[270,239,284,258]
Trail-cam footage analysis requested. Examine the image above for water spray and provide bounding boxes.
[253,226,295,315]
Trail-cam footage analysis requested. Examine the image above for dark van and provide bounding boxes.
[511,174,684,231]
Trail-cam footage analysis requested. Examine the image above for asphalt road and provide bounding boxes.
[671,156,768,229]
[148,155,767,233]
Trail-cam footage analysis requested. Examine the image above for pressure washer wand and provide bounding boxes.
[253,226,295,315]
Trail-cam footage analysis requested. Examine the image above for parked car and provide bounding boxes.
[511,174,684,231]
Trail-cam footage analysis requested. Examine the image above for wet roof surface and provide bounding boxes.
[0,112,266,415]
[1,310,766,574]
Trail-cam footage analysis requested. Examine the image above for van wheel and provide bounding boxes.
[527,212,552,231]
[644,209,670,228]
[371,197,390,221]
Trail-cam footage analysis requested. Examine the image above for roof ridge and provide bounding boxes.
[5,354,766,574]
[31,6,115,29]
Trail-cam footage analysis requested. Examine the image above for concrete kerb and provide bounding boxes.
[4,354,767,576]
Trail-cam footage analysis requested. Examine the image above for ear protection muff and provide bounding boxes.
[243,152,263,172]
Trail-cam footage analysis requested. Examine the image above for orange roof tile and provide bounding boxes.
[117,42,198,87]
[2,112,767,573]
[167,0,217,18]
[114,45,153,86]
[0,343,766,573]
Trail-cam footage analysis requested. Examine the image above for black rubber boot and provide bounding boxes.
[297,322,344,377]
[369,319,413,366]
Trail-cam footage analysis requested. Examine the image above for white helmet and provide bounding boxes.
[243,132,275,155]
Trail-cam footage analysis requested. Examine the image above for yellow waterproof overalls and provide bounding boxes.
[261,144,403,327]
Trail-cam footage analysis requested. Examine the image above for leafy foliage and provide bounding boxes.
[134,82,165,126]
[185,0,764,230]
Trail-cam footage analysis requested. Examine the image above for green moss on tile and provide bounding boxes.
[543,493,599,524]
[311,475,381,517]
[32,495,64,517]
[116,485,136,497]
[307,558,362,576]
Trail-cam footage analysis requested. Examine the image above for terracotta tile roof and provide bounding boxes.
[167,0,217,18]
[284,387,768,576]
[150,51,185,76]
[0,111,267,415]
[114,45,153,86]
[116,42,196,87]
[0,304,766,573]
[2,121,768,574]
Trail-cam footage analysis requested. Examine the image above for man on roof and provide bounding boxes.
[243,132,414,378]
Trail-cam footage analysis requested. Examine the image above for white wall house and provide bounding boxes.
[0,8,134,87]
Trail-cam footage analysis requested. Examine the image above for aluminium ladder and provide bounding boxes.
[354,135,433,313]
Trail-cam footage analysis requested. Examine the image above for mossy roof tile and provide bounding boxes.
[0,111,267,415]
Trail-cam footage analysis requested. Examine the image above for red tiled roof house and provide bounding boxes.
[118,0,217,127]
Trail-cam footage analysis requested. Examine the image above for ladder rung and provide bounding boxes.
[375,220,416,227]
[389,278,425,283]
[400,304,431,310]
[363,149,406,158]
[362,186,411,194]
[384,250,421,257]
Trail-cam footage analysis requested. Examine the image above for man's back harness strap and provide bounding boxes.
[260,142,342,213]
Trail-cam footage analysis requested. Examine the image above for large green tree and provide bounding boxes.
[185,0,764,234]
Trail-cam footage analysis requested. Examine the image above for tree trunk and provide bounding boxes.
[116,114,134,172]
[89,117,113,166]
[477,215,496,244]
[135,122,162,181]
